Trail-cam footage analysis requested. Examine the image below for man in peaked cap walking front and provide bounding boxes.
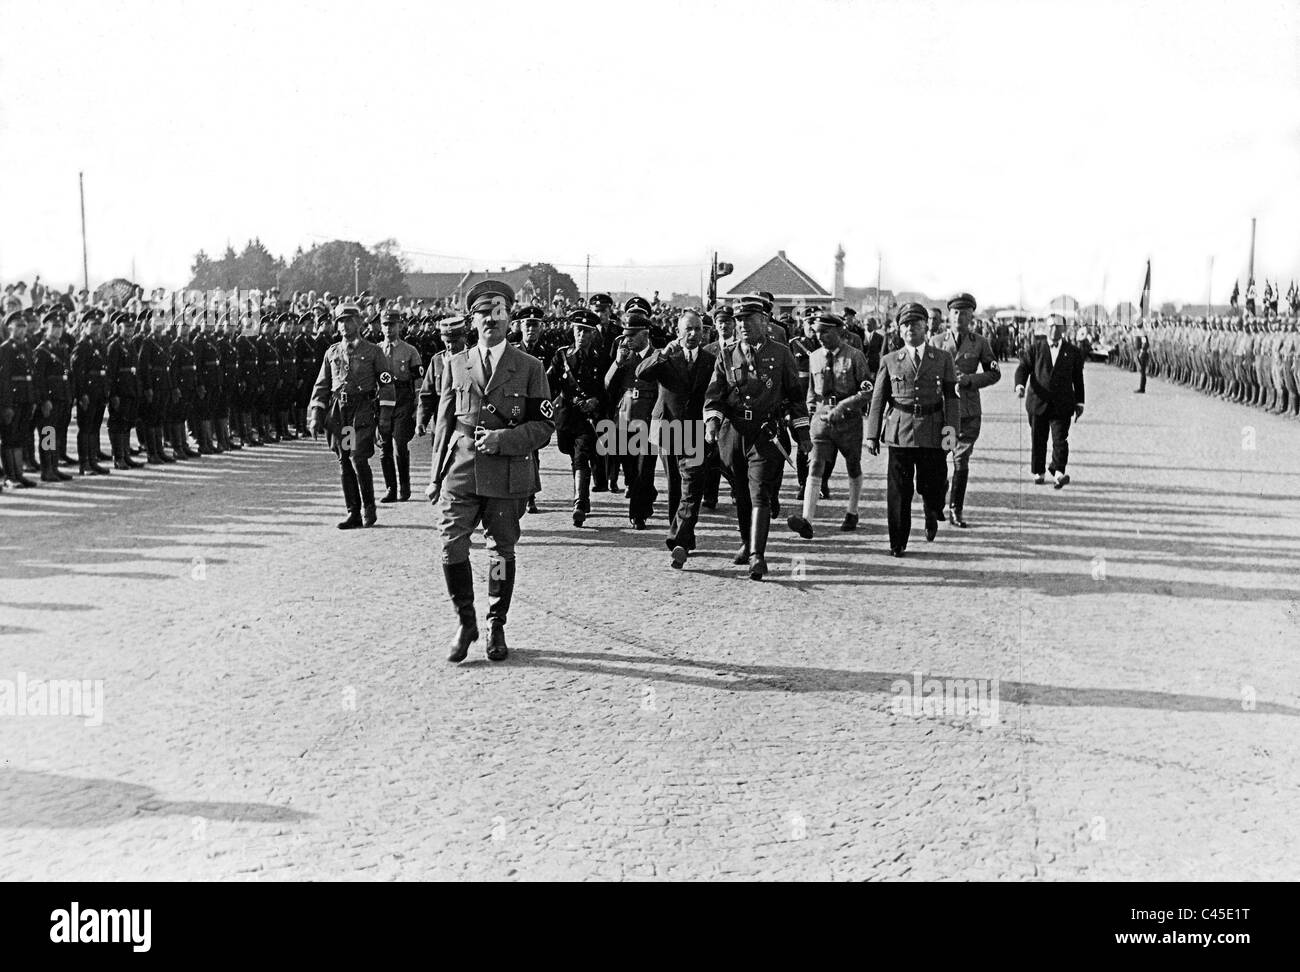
[605,296,660,529]
[427,279,555,662]
[703,294,811,580]
[377,306,422,503]
[865,302,960,556]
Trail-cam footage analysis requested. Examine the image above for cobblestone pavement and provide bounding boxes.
[1,363,1297,881]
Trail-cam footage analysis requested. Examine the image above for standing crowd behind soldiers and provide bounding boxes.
[1104,313,1300,417]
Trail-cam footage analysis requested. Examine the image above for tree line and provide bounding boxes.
[188,238,408,296]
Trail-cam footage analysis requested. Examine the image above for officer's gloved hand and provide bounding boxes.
[795,430,813,455]
[827,403,849,425]
[307,407,324,439]
[957,373,972,387]
[704,417,720,445]
[866,438,880,457]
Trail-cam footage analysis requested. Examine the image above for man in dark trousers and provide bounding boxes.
[604,297,660,530]
[865,303,960,557]
[635,308,716,568]
[1014,314,1085,489]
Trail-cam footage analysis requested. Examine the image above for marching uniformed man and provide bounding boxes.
[865,302,960,556]
[588,292,620,494]
[605,296,660,530]
[938,292,1000,527]
[426,280,554,663]
[703,294,811,580]
[307,302,397,529]
[377,307,422,503]
[787,311,873,538]
[545,309,608,527]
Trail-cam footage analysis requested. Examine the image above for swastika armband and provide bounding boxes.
[859,380,874,393]
[379,371,393,384]
[526,397,554,421]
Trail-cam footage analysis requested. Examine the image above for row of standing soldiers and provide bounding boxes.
[1106,318,1300,416]
[0,304,346,490]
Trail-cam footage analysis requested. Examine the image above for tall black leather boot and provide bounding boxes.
[749,506,771,581]
[379,449,397,503]
[486,559,515,661]
[397,451,411,501]
[572,468,590,526]
[443,561,478,661]
[337,461,362,530]
[357,460,377,526]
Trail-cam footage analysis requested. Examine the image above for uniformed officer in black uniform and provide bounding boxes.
[605,297,660,529]
[588,292,620,493]
[703,294,811,580]
[105,311,143,469]
[1,311,38,488]
[71,311,112,475]
[308,303,397,529]
[33,312,74,482]
[545,309,607,527]
[865,302,960,556]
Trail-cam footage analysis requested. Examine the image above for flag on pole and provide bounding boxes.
[1139,260,1151,318]
[1230,280,1239,308]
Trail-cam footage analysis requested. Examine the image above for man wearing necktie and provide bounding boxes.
[636,309,717,566]
[865,302,960,556]
[1014,314,1085,488]
[426,280,555,663]
[308,302,397,528]
[703,294,811,580]
[545,309,608,527]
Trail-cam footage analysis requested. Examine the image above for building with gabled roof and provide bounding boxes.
[403,268,540,309]
[725,251,830,315]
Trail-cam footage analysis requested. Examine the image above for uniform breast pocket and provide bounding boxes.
[453,382,472,415]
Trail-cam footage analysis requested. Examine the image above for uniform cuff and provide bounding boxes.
[790,416,810,429]
[702,408,724,425]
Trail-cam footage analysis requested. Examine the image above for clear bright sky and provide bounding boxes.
[1,0,1296,308]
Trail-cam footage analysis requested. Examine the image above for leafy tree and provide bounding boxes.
[515,263,579,303]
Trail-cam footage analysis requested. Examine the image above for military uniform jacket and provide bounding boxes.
[0,337,36,407]
[138,336,171,399]
[257,336,281,389]
[33,339,72,403]
[235,335,261,394]
[545,346,608,433]
[939,331,1001,418]
[193,333,222,395]
[806,343,874,431]
[865,344,960,449]
[703,339,810,436]
[789,337,814,397]
[106,336,139,399]
[170,340,198,396]
[380,337,421,405]
[430,342,554,499]
[71,337,110,400]
[309,338,397,413]
[275,334,298,387]
[605,348,659,427]
[416,349,448,428]
[295,334,316,387]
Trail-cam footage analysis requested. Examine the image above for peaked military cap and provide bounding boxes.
[588,292,613,307]
[465,279,515,313]
[437,314,469,335]
[512,305,545,322]
[567,309,600,330]
[896,302,929,327]
[947,292,977,311]
[334,302,363,321]
[622,295,653,318]
[733,294,773,317]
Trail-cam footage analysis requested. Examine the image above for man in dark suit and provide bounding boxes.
[1014,314,1085,489]
[636,309,716,567]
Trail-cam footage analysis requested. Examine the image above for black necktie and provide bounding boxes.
[482,349,493,386]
